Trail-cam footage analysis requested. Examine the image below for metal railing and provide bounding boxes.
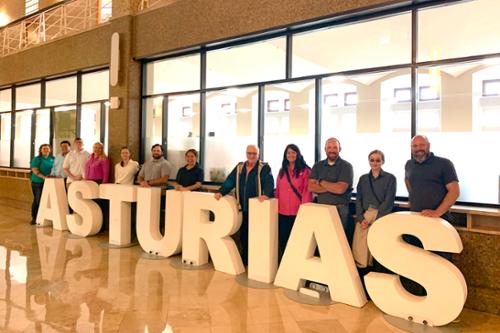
[0,0,111,57]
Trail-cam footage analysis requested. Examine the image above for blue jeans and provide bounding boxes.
[31,182,44,221]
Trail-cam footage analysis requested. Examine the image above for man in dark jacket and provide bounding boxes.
[214,144,274,265]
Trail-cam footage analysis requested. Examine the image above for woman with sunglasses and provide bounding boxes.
[354,149,396,271]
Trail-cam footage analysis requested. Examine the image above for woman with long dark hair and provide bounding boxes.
[30,144,54,224]
[275,144,313,262]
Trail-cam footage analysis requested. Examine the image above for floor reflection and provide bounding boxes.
[0,200,499,332]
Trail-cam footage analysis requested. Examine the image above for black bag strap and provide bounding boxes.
[285,169,302,201]
[368,173,383,206]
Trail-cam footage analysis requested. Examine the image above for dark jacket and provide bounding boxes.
[218,161,274,212]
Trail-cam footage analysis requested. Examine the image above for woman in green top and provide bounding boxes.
[30,144,54,224]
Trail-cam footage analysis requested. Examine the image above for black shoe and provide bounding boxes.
[30,220,36,225]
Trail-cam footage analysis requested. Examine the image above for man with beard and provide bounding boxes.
[405,135,459,222]
[138,144,171,189]
[309,137,353,235]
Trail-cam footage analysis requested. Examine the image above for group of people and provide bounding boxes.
[29,139,202,224]
[213,135,459,271]
[30,135,460,274]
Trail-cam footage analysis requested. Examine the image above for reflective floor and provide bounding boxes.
[1,199,499,332]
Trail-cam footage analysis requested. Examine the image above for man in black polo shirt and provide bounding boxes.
[309,137,353,235]
[405,135,460,222]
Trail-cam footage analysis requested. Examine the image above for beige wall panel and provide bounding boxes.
[0,24,110,86]
[108,16,141,172]
[0,177,31,204]
[134,0,403,58]
[39,0,64,11]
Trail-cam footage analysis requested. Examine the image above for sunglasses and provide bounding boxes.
[369,159,382,162]
[246,152,258,155]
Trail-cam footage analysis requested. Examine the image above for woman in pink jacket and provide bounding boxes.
[275,144,313,262]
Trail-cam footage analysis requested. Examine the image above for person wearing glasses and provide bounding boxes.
[354,149,396,272]
[214,144,274,266]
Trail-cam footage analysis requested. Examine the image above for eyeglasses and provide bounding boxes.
[369,159,382,163]
[246,152,258,155]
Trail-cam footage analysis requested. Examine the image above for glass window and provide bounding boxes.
[264,81,315,175]
[82,70,109,102]
[25,0,38,15]
[14,110,33,168]
[34,109,50,154]
[205,87,258,181]
[0,113,11,166]
[167,93,200,178]
[99,0,112,22]
[418,0,500,62]
[292,13,411,77]
[80,103,103,151]
[46,77,77,106]
[322,69,411,197]
[15,83,40,110]
[417,61,500,204]
[53,106,76,151]
[0,89,11,112]
[143,97,164,161]
[146,55,200,95]
[207,37,286,88]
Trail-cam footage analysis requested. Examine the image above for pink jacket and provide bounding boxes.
[84,154,110,183]
[275,167,313,216]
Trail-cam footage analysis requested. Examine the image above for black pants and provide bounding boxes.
[278,214,296,263]
[239,211,249,266]
[31,182,44,221]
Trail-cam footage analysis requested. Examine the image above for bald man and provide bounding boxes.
[214,144,274,265]
[309,137,353,235]
[405,135,460,221]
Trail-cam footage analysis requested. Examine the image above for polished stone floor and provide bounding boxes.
[1,199,499,333]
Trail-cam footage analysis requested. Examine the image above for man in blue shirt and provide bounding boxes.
[51,140,71,179]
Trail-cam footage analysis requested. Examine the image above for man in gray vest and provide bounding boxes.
[214,144,274,265]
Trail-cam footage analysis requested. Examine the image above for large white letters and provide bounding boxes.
[66,181,102,237]
[248,198,278,283]
[36,178,69,230]
[100,184,137,246]
[274,203,367,307]
[36,180,469,326]
[182,192,244,275]
[136,188,183,257]
[365,212,467,326]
